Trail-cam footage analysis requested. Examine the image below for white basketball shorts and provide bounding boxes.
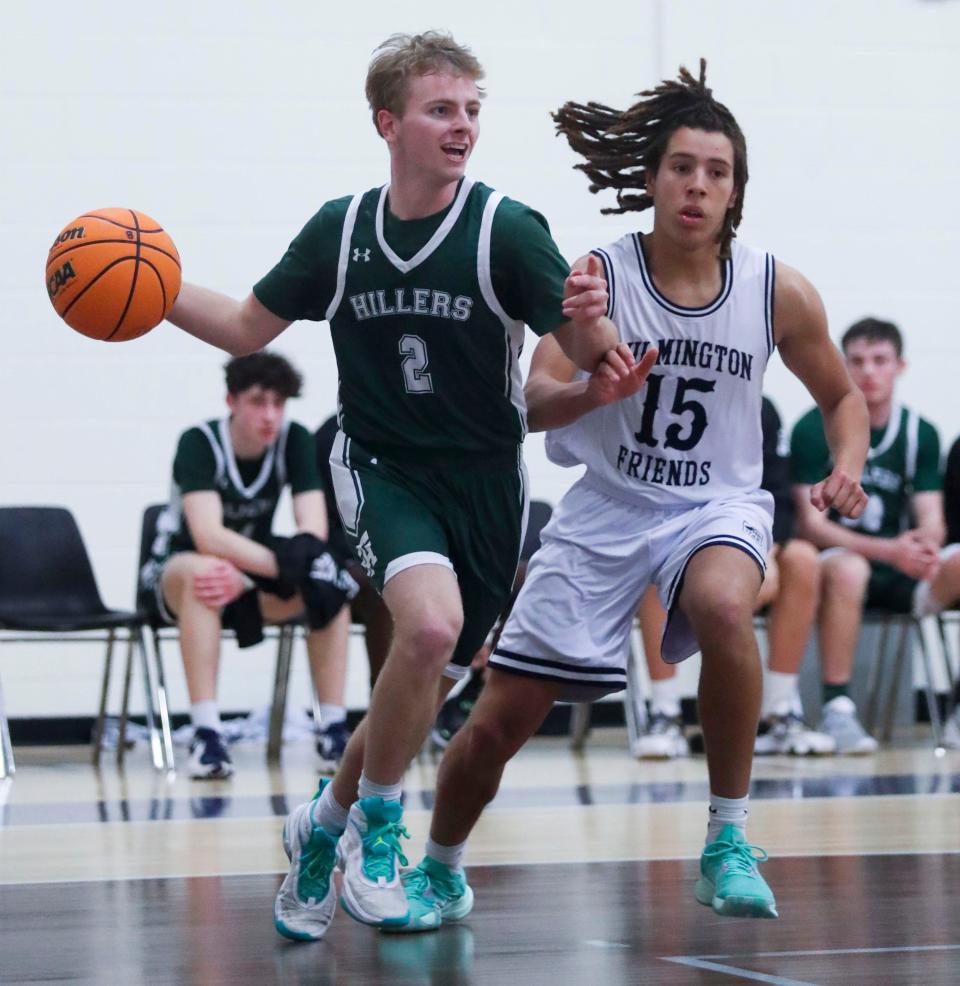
[489,478,773,701]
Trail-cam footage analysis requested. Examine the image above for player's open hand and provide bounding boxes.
[586,343,660,408]
[562,254,608,325]
[809,469,867,519]
[194,559,248,609]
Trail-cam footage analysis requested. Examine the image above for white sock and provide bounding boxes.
[358,772,403,804]
[313,783,349,837]
[763,671,800,718]
[315,703,346,727]
[707,793,749,844]
[649,677,681,718]
[425,837,467,872]
[190,700,221,734]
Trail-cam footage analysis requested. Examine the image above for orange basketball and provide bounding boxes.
[45,208,181,341]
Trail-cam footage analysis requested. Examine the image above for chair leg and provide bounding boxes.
[881,620,910,742]
[0,670,15,780]
[91,629,116,765]
[150,630,175,772]
[134,626,168,772]
[267,625,296,764]
[624,637,648,757]
[936,615,957,701]
[864,617,891,733]
[914,618,944,747]
[116,633,135,766]
[569,703,591,751]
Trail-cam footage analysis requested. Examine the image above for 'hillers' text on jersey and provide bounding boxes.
[254,178,569,457]
[547,235,775,508]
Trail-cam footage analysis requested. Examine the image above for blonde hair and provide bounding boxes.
[365,32,485,135]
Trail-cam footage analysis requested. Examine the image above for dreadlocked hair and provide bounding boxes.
[552,59,747,258]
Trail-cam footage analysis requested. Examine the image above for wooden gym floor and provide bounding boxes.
[2,730,959,984]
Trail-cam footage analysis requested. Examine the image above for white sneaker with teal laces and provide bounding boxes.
[339,796,411,929]
[273,783,340,941]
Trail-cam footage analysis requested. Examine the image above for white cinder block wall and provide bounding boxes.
[2,0,958,719]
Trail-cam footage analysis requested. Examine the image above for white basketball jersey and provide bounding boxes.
[546,234,775,508]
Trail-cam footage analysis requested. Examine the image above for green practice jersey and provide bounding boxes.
[146,418,320,571]
[791,404,941,537]
[254,178,569,458]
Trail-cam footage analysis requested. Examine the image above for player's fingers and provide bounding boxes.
[615,342,636,368]
[809,481,827,512]
[562,287,607,311]
[632,346,659,382]
[602,349,631,377]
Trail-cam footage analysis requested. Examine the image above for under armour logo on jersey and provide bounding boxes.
[352,247,371,263]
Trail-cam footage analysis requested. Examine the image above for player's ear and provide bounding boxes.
[377,108,398,142]
[226,392,236,413]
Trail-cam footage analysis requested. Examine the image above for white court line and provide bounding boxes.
[661,956,816,985]
[662,943,960,985]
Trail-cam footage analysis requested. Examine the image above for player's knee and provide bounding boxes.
[779,540,821,590]
[693,589,754,640]
[464,709,530,765]
[397,611,463,666]
[821,551,869,600]
[161,554,211,606]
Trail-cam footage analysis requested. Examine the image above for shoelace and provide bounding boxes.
[402,864,460,904]
[300,826,337,898]
[401,866,432,897]
[702,838,769,875]
[362,821,411,881]
[649,714,680,735]
[200,734,229,765]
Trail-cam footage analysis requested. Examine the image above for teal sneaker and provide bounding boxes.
[339,797,411,928]
[695,824,778,919]
[383,855,475,934]
[274,779,341,940]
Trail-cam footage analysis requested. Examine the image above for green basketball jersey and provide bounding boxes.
[791,404,941,537]
[253,178,569,458]
[145,418,319,573]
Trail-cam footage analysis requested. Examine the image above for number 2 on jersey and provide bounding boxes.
[634,374,715,451]
[399,334,434,395]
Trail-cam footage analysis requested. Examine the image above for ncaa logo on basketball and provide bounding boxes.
[46,260,76,299]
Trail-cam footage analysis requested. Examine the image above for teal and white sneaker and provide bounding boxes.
[339,797,411,928]
[274,780,341,941]
[384,856,475,934]
[695,824,778,919]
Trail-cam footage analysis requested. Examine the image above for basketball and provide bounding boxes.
[45,208,181,342]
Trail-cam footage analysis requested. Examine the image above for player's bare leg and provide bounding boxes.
[680,546,777,918]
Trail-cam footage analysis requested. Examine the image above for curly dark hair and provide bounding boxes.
[224,350,303,399]
[552,59,747,257]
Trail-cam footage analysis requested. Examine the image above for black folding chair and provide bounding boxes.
[0,506,169,777]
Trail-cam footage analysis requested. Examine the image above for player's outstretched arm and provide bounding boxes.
[552,254,620,371]
[168,284,291,356]
[775,262,868,520]
[525,334,658,433]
